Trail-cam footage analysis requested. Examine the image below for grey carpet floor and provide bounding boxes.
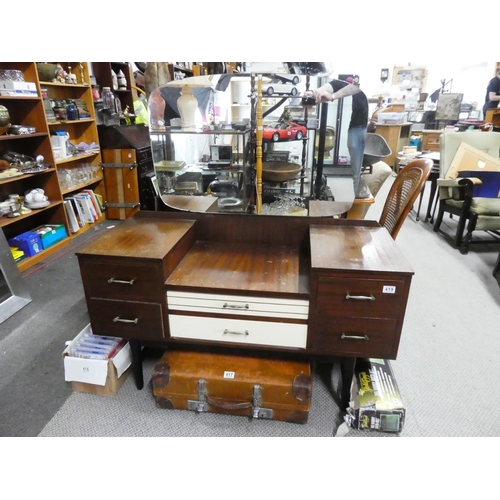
[2,175,500,438]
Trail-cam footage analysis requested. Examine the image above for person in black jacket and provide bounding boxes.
[483,67,500,119]
[310,78,368,197]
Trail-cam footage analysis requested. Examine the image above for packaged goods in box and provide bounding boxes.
[62,324,132,396]
[34,224,68,250]
[0,80,37,96]
[8,231,43,257]
[344,358,405,433]
[377,112,407,125]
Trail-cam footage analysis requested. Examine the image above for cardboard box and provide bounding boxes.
[445,142,500,179]
[0,80,37,96]
[345,358,405,433]
[63,324,132,396]
[0,80,37,91]
[0,90,37,96]
[34,224,68,249]
[8,231,43,257]
[377,112,408,125]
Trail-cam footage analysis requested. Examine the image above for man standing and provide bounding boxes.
[311,77,369,197]
[483,67,500,119]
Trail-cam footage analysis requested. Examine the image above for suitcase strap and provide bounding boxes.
[187,380,274,419]
[206,396,252,411]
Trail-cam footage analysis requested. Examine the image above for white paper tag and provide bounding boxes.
[383,285,396,294]
[223,371,235,379]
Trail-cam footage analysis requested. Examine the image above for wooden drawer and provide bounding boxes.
[167,291,309,320]
[311,316,399,358]
[81,261,160,301]
[422,131,441,152]
[315,277,408,317]
[87,298,165,340]
[169,314,308,349]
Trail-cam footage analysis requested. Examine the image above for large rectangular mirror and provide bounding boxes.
[0,230,32,324]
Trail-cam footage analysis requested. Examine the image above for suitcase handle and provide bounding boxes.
[205,396,252,411]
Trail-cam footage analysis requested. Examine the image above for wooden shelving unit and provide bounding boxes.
[91,62,134,114]
[0,62,105,271]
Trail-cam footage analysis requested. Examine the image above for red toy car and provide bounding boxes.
[262,121,307,142]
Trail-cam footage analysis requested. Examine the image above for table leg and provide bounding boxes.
[340,357,356,410]
[416,184,426,221]
[425,175,439,223]
[130,340,144,390]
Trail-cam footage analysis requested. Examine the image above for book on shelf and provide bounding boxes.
[64,196,87,228]
[64,200,80,234]
[94,193,105,213]
[81,189,102,218]
[72,194,95,223]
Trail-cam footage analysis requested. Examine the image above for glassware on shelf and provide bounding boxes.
[102,87,114,110]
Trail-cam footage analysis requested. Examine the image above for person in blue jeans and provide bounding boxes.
[311,78,369,197]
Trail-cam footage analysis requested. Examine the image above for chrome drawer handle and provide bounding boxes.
[223,329,249,336]
[222,303,249,310]
[113,316,138,324]
[108,277,135,285]
[345,293,375,301]
[341,333,369,341]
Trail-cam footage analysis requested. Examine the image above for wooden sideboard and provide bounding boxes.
[76,211,414,408]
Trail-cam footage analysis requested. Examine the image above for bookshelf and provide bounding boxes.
[0,62,105,272]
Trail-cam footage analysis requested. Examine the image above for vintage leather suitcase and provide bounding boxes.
[152,350,312,424]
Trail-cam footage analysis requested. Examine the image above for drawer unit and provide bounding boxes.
[82,261,161,302]
[169,314,308,349]
[309,224,414,359]
[422,130,441,152]
[311,316,400,359]
[167,291,309,321]
[315,277,408,318]
[87,298,165,340]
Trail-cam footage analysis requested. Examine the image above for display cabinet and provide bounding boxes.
[0,62,105,272]
[39,62,105,228]
[1,62,70,271]
[91,62,134,116]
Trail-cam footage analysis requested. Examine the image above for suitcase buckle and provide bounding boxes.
[187,379,208,412]
[252,385,273,420]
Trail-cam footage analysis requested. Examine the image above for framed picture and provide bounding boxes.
[436,93,464,121]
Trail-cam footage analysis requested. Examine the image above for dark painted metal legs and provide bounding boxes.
[129,340,144,390]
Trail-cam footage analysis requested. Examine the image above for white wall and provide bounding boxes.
[247,61,497,110]
[332,61,496,110]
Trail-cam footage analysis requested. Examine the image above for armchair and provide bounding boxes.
[432,130,500,253]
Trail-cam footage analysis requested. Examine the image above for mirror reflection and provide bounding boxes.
[146,69,373,217]
[0,230,32,324]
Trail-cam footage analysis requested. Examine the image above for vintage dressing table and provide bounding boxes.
[76,209,414,409]
[76,71,414,410]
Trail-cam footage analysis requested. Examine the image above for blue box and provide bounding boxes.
[458,171,500,198]
[34,224,68,249]
[8,231,43,257]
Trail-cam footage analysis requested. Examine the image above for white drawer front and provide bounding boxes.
[169,314,307,349]
[167,291,309,320]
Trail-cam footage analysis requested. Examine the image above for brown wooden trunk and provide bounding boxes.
[152,350,312,424]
